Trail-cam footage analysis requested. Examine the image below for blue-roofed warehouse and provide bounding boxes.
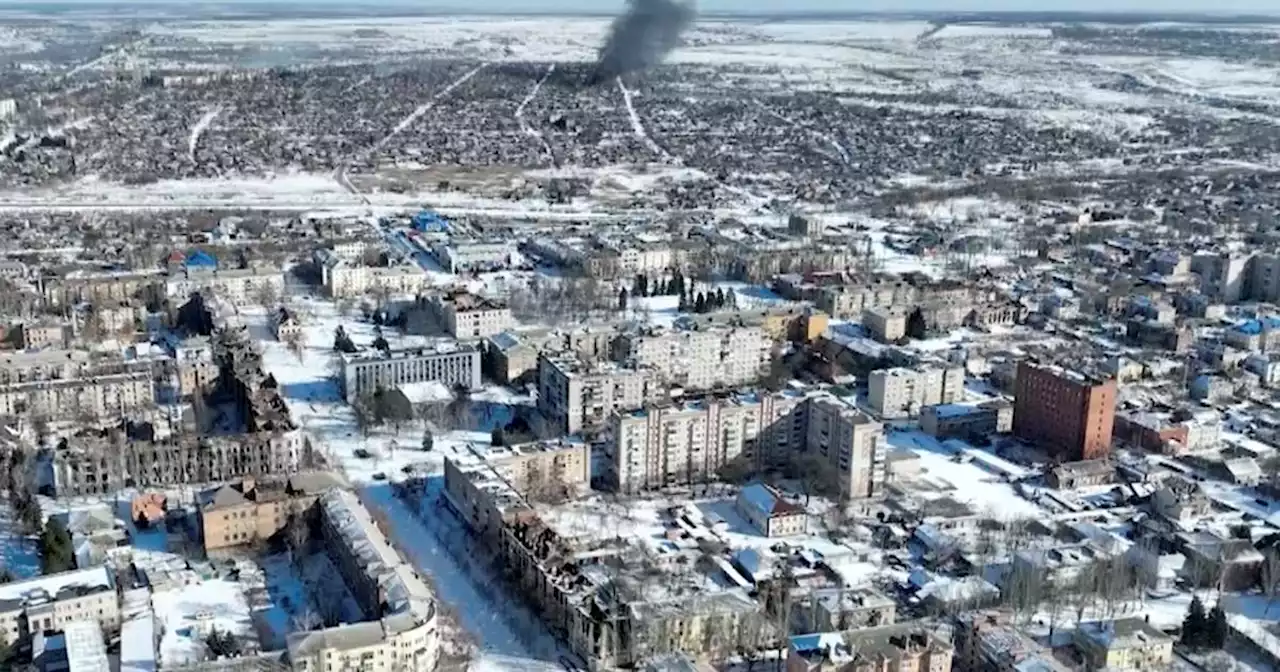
[184,250,218,269]
[412,209,450,233]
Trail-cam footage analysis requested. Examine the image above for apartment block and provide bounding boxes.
[165,266,285,306]
[1013,361,1116,461]
[426,290,514,339]
[867,363,964,419]
[806,396,887,499]
[0,567,120,644]
[536,353,661,435]
[316,250,430,299]
[610,391,884,499]
[431,239,515,273]
[0,349,157,419]
[443,439,592,534]
[340,344,481,403]
[288,489,439,672]
[613,324,769,391]
[53,431,305,497]
[609,389,808,494]
[198,472,346,553]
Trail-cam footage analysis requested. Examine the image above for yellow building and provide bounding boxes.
[1073,618,1173,671]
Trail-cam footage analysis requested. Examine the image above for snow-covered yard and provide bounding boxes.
[153,579,257,666]
[0,502,40,579]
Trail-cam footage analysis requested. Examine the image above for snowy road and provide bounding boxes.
[516,64,556,164]
[372,63,488,154]
[188,106,223,162]
[360,483,571,664]
[615,76,668,160]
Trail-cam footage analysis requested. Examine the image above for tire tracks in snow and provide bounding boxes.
[188,105,223,162]
[516,64,557,165]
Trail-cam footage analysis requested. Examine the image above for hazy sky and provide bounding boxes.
[40,0,1280,12]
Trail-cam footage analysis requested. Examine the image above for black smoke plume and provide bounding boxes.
[589,0,696,85]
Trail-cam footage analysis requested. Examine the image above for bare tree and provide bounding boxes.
[282,329,305,361]
[255,282,280,310]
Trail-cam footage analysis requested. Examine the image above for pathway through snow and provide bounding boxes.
[372,63,488,154]
[516,64,556,163]
[188,106,223,162]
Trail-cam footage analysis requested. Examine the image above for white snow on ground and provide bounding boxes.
[886,429,1048,520]
[188,106,223,162]
[0,503,40,579]
[468,653,565,672]
[152,579,255,666]
[372,63,489,154]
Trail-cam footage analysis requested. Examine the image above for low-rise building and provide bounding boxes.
[796,587,896,632]
[736,483,807,537]
[166,266,285,307]
[1073,618,1173,672]
[317,251,430,299]
[1151,476,1211,522]
[485,331,540,385]
[0,567,120,643]
[198,472,346,553]
[431,239,516,273]
[1047,459,1114,489]
[340,344,481,403]
[19,320,66,349]
[863,305,909,343]
[920,401,1012,439]
[426,291,514,339]
[272,307,303,341]
[786,624,953,672]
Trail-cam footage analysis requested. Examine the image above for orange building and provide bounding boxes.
[1014,361,1116,461]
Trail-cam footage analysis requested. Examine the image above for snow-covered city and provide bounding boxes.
[3,0,1280,671]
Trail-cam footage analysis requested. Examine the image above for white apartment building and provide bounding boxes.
[0,567,120,644]
[0,371,155,419]
[427,291,514,339]
[610,390,807,493]
[610,391,886,499]
[165,266,285,306]
[340,345,481,403]
[288,489,439,672]
[868,363,964,420]
[316,250,430,299]
[615,325,769,391]
[537,354,661,435]
[0,98,15,120]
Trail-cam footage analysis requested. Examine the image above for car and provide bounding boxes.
[372,472,387,481]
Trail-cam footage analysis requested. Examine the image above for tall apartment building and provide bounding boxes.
[806,396,887,499]
[340,344,481,403]
[610,391,885,499]
[0,567,120,644]
[868,363,964,419]
[537,353,661,435]
[444,438,593,533]
[288,489,440,672]
[610,390,808,493]
[1014,361,1117,461]
[613,325,770,391]
[425,290,514,339]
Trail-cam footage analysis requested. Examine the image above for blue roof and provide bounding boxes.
[791,634,824,653]
[1233,316,1280,335]
[412,210,449,232]
[184,250,218,268]
[740,482,779,517]
[733,548,762,575]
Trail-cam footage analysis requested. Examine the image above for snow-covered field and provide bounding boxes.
[0,503,40,580]
[152,579,256,666]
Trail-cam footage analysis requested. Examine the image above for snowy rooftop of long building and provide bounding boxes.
[0,566,114,609]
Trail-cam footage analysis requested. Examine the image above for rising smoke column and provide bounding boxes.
[591,0,696,84]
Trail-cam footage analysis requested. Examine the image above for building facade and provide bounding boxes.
[1013,361,1117,461]
[426,291,514,340]
[340,345,481,403]
[536,354,661,435]
[614,325,770,391]
[0,567,120,644]
[868,363,964,420]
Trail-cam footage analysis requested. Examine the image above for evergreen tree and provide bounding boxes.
[636,274,648,297]
[490,427,507,447]
[372,326,390,354]
[421,430,434,452]
[694,292,706,313]
[1207,604,1228,648]
[39,517,75,575]
[678,293,689,312]
[1181,596,1207,648]
[618,287,629,312]
[715,288,727,309]
[728,289,738,309]
[673,271,685,297]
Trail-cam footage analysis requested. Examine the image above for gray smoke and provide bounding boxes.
[591,0,696,84]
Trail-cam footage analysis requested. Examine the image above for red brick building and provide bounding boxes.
[1014,361,1117,461]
